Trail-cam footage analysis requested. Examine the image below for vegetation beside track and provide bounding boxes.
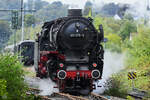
[94,16,150,99]
[0,53,38,100]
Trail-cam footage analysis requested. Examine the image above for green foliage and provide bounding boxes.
[123,14,134,21]
[126,96,135,100]
[111,24,150,98]
[119,20,137,40]
[94,16,113,34]
[105,33,122,52]
[124,24,150,91]
[93,16,123,53]
[104,75,128,98]
[35,1,68,22]
[105,18,122,34]
[0,0,68,23]
[93,16,150,97]
[8,25,41,45]
[93,15,137,39]
[126,24,150,66]
[0,53,27,100]
[24,14,36,27]
[0,79,8,99]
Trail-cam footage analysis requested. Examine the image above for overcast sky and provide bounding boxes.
[43,0,149,9]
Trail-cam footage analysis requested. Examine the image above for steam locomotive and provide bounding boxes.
[34,9,104,95]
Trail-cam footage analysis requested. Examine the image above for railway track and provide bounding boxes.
[27,88,52,100]
[90,93,108,100]
[27,88,109,100]
[52,92,88,100]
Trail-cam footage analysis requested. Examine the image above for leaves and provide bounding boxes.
[0,54,27,100]
[24,14,36,27]
[0,79,8,99]
[119,20,137,40]
[105,33,122,52]
[121,23,150,94]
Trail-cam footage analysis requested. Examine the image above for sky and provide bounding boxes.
[43,0,149,9]
[42,0,150,19]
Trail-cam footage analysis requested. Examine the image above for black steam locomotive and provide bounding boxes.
[34,9,104,95]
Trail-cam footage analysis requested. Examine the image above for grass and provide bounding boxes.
[104,66,150,99]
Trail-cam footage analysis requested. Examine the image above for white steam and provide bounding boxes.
[93,0,150,19]
[25,76,58,96]
[126,1,150,19]
[38,78,59,95]
[93,51,125,94]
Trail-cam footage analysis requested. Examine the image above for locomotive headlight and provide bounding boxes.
[59,63,64,67]
[57,70,66,79]
[91,70,100,79]
[92,63,97,67]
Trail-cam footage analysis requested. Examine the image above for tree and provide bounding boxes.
[24,14,36,27]
[83,1,93,16]
[0,54,27,100]
[0,20,12,50]
[100,3,119,17]
[105,33,122,52]
[0,0,20,21]
[34,0,49,11]
[35,1,68,22]
[123,14,134,21]
[119,20,137,40]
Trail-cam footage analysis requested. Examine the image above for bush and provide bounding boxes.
[126,25,150,91]
[126,96,135,100]
[113,24,150,98]
[105,33,122,53]
[0,53,27,100]
[104,75,128,98]
[0,79,7,99]
[118,20,137,41]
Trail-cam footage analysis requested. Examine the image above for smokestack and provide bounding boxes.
[68,9,82,17]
